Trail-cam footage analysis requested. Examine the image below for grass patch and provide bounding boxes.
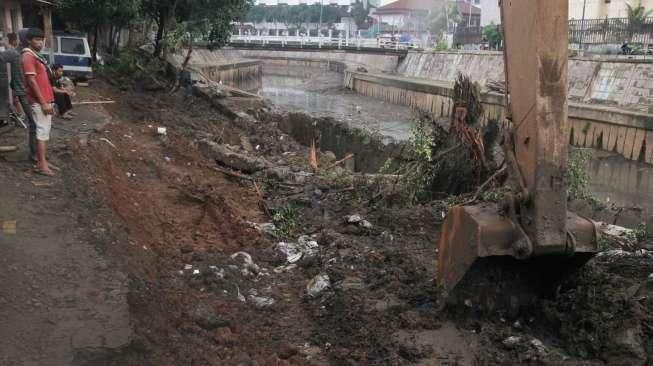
[271,205,300,240]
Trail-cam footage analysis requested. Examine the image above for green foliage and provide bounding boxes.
[57,0,141,31]
[482,22,502,49]
[245,3,342,29]
[567,149,604,210]
[350,1,370,28]
[379,118,437,204]
[625,1,653,41]
[97,48,167,86]
[626,1,653,27]
[626,223,649,243]
[271,205,300,240]
[480,189,504,203]
[429,3,459,35]
[434,39,449,51]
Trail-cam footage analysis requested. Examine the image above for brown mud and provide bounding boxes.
[1,80,651,365]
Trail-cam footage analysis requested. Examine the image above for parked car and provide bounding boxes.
[44,32,95,79]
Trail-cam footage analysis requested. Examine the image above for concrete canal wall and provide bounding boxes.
[397,51,653,114]
[179,47,653,163]
[345,70,653,163]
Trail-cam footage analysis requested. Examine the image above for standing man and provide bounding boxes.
[22,28,55,176]
[0,32,37,162]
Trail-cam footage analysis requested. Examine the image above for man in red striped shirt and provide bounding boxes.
[22,28,56,176]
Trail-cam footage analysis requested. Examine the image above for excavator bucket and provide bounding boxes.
[436,0,599,308]
[437,204,598,310]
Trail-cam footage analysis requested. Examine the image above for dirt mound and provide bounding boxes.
[68,81,653,365]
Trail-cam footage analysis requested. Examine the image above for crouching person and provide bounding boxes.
[51,64,76,120]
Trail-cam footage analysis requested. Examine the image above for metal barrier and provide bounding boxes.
[229,35,419,51]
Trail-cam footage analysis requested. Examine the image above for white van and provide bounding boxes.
[47,32,95,78]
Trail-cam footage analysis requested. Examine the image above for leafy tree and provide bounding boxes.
[483,22,502,49]
[429,2,459,36]
[57,0,141,60]
[350,1,369,28]
[626,0,653,41]
[142,0,251,56]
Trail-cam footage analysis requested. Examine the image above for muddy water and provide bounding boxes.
[589,149,653,215]
[257,64,416,141]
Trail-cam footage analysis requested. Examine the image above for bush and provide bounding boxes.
[567,149,604,210]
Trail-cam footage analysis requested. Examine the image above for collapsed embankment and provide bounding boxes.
[79,78,653,365]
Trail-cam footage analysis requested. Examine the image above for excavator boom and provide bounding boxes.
[437,0,599,305]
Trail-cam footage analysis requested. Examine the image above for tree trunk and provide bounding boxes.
[92,25,99,62]
[154,9,166,57]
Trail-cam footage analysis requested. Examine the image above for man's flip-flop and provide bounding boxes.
[33,168,55,177]
[32,162,61,171]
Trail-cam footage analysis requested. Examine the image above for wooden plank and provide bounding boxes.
[593,123,605,148]
[646,131,653,164]
[623,127,637,159]
[572,120,585,146]
[584,123,595,148]
[631,129,646,161]
[615,126,628,154]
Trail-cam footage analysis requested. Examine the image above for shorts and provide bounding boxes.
[31,103,53,141]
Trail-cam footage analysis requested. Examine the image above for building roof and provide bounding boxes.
[374,0,480,15]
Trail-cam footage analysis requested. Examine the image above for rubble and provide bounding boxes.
[276,235,319,264]
[306,274,330,297]
[189,302,228,330]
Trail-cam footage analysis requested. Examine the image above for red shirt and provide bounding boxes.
[21,50,54,104]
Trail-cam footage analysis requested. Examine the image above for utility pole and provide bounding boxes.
[319,0,324,37]
[468,0,472,27]
[579,0,587,53]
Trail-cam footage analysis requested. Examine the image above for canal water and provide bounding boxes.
[253,63,651,214]
[257,64,417,141]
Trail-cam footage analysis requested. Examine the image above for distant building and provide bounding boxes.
[256,0,366,6]
[569,0,653,19]
[460,0,500,26]
[370,0,481,35]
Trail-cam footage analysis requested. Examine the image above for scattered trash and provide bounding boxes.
[230,251,261,275]
[273,264,297,273]
[164,156,172,162]
[31,181,54,187]
[249,295,276,308]
[99,137,117,149]
[209,265,226,279]
[306,273,330,297]
[346,214,363,223]
[464,299,473,308]
[192,269,200,276]
[502,336,522,349]
[248,222,276,236]
[184,264,193,270]
[276,235,319,263]
[597,249,652,258]
[236,286,246,303]
[345,214,372,229]
[2,220,16,234]
[513,321,522,329]
[157,127,167,136]
[530,338,547,354]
